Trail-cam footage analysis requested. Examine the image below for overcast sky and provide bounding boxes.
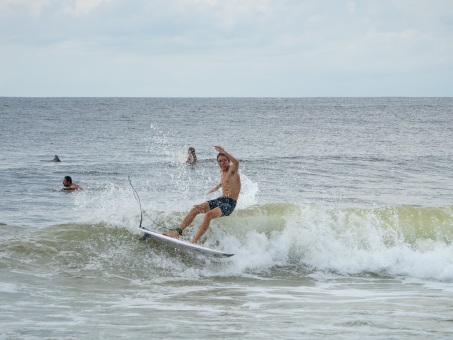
[1,0,452,97]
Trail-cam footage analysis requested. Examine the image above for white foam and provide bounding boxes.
[71,172,453,282]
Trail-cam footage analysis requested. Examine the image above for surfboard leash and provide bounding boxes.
[128,176,144,229]
[128,176,172,236]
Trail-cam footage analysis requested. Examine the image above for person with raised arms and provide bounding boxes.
[164,146,241,244]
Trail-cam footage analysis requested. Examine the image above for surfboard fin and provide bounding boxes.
[139,233,151,241]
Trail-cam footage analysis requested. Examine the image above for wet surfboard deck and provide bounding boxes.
[139,227,234,258]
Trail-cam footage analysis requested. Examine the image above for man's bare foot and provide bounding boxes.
[163,230,180,239]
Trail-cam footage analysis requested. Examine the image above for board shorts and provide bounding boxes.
[208,196,237,216]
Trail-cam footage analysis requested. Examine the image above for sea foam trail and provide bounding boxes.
[39,184,453,283]
[65,158,453,282]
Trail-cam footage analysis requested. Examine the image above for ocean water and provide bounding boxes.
[1,97,452,339]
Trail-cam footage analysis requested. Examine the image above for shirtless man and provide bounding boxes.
[164,146,241,244]
[62,176,83,191]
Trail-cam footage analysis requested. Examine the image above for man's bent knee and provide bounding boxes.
[193,202,209,213]
[205,208,221,221]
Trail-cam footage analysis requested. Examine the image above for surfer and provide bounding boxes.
[61,176,83,191]
[186,147,197,165]
[164,146,241,244]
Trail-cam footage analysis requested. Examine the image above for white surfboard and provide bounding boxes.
[177,151,186,164]
[139,227,234,258]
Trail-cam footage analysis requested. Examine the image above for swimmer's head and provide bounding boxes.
[63,176,72,187]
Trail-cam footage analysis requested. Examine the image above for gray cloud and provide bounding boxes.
[1,0,452,96]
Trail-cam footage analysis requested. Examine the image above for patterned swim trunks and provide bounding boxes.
[207,196,237,216]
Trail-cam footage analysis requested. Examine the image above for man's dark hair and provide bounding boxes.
[217,153,229,161]
[64,176,72,184]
